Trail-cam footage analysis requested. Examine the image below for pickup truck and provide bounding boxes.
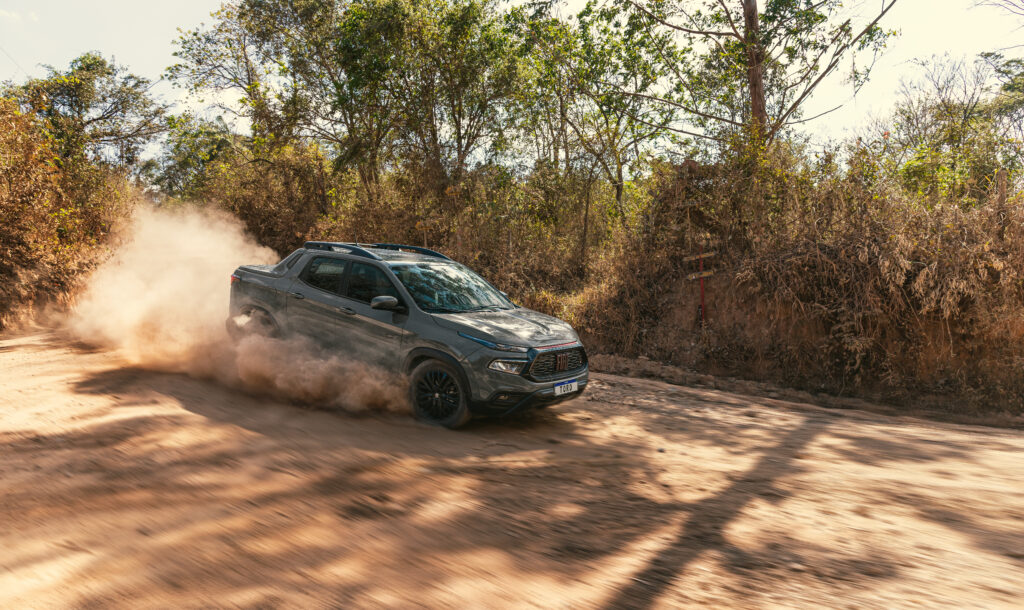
[228,242,588,428]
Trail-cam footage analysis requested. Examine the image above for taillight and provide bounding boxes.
[230,274,240,285]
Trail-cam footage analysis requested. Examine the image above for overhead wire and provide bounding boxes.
[0,42,31,79]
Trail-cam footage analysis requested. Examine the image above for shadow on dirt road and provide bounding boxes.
[1,332,1022,607]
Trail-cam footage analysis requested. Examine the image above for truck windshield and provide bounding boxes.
[389,262,513,313]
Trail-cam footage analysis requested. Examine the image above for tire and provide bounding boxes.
[227,308,279,340]
[409,359,472,429]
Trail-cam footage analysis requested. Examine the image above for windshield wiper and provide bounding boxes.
[424,306,463,314]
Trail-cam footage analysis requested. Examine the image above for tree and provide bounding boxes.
[509,3,676,214]
[143,114,236,199]
[613,0,899,144]
[168,3,299,143]
[171,0,520,197]
[867,55,1018,204]
[507,8,580,176]
[236,0,413,191]
[569,2,678,213]
[9,53,166,168]
[398,0,522,193]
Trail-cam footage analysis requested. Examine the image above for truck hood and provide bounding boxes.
[432,308,578,347]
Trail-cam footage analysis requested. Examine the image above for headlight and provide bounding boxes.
[458,331,529,353]
[488,359,527,374]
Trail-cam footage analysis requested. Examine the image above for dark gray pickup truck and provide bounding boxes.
[227,242,588,428]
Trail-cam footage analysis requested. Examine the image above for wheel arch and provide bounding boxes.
[404,347,474,396]
[228,303,282,337]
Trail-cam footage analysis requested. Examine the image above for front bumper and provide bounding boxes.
[469,375,589,416]
[460,339,589,417]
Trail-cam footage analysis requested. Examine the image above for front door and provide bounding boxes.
[336,260,411,369]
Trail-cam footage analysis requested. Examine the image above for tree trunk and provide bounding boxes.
[742,0,767,140]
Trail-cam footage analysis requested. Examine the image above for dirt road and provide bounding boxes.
[1,331,1022,608]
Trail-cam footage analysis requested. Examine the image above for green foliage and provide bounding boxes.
[863,56,1020,206]
[7,53,166,168]
[192,140,333,255]
[401,0,522,187]
[168,3,293,139]
[141,114,235,199]
[571,1,677,210]
[613,0,898,143]
[170,0,524,194]
[0,98,135,327]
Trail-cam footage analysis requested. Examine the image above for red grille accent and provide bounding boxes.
[536,341,579,351]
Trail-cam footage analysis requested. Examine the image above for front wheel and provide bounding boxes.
[409,360,472,429]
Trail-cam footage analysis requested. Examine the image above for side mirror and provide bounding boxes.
[371,295,403,311]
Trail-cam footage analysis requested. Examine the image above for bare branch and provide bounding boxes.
[771,0,900,139]
[623,0,741,40]
[977,0,1024,18]
[783,103,843,125]
[717,0,743,40]
[617,103,727,142]
[596,81,744,126]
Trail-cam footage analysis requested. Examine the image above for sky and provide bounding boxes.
[1,0,1022,142]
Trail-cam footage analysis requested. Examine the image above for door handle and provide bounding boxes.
[289,292,305,300]
[339,306,356,315]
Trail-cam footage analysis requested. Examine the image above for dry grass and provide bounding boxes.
[0,99,134,328]
[573,148,1024,413]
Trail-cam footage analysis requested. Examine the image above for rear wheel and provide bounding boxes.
[227,308,279,340]
[409,360,472,429]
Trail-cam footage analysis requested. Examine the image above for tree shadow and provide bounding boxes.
[882,490,1024,568]
[602,416,829,608]
[1,364,971,606]
[825,431,974,466]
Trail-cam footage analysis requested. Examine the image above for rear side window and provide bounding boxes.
[301,257,347,295]
[344,262,399,303]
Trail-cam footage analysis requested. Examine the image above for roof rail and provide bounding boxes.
[302,241,382,260]
[303,241,451,261]
[370,243,451,260]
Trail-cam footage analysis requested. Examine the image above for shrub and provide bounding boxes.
[0,99,133,327]
[574,144,1024,412]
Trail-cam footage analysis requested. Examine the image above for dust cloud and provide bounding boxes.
[67,205,409,414]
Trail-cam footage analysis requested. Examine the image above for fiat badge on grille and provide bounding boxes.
[555,352,569,371]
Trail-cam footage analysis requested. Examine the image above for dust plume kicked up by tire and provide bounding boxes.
[66,205,409,414]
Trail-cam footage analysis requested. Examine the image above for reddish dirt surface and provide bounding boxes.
[2,330,1023,608]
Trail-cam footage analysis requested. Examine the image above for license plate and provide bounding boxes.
[553,379,578,396]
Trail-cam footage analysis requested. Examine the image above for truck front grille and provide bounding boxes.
[526,347,587,381]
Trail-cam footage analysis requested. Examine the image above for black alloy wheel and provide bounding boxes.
[409,360,471,428]
[416,370,459,418]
